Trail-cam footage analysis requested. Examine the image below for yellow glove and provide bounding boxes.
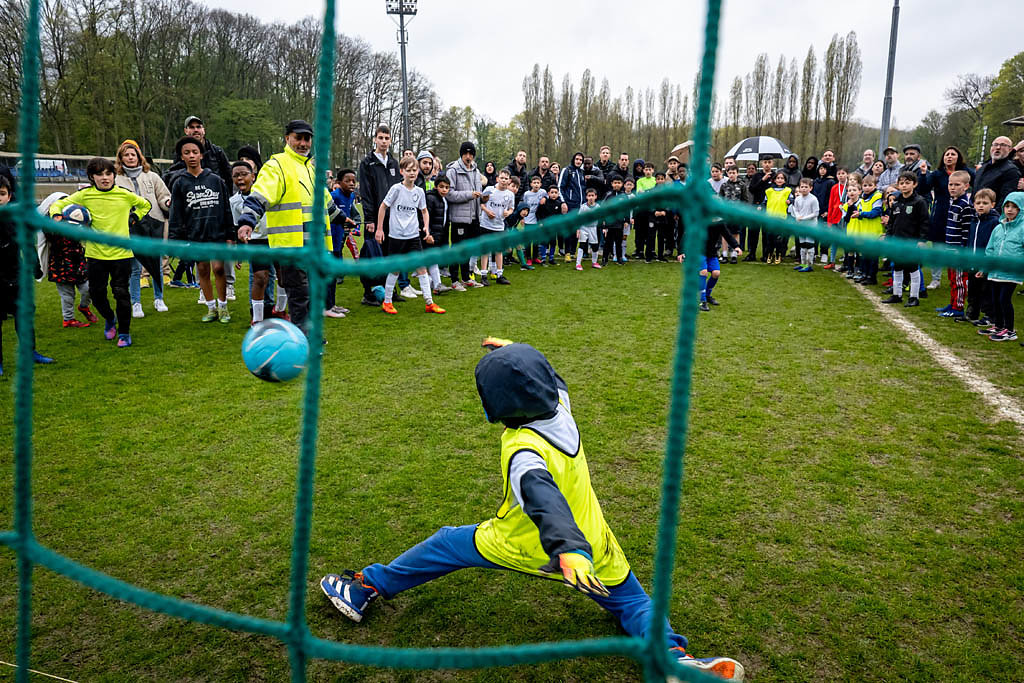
[557,551,609,597]
[481,336,514,352]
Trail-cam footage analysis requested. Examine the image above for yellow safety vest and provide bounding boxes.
[857,191,884,237]
[474,409,631,586]
[251,145,333,250]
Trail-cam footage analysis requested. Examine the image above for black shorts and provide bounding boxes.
[387,236,423,255]
[249,238,273,273]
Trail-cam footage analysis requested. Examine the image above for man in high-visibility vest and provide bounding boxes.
[236,119,340,336]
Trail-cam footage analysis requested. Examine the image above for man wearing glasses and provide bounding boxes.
[973,136,1022,208]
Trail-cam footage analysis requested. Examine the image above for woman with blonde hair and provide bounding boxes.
[114,139,171,316]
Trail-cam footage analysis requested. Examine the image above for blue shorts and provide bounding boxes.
[699,256,720,272]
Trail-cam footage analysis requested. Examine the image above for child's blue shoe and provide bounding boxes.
[103,319,118,341]
[672,647,744,681]
[32,351,55,364]
[935,304,952,313]
[320,571,379,623]
[798,265,813,272]
[117,334,132,348]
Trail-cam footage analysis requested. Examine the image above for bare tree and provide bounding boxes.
[944,73,993,122]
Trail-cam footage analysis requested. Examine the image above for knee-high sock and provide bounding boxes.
[893,269,904,294]
[252,300,264,323]
[384,272,399,303]
[699,273,708,301]
[706,275,718,298]
[910,269,921,295]
[274,288,288,312]
[591,246,598,264]
[418,272,433,305]
[576,248,584,267]
[428,264,441,288]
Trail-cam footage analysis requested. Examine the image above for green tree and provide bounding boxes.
[985,52,1024,138]
[207,98,280,158]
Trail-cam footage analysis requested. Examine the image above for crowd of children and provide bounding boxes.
[2,131,1023,368]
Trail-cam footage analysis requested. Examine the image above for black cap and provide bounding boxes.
[883,146,898,154]
[902,143,921,153]
[184,115,203,127]
[460,141,476,157]
[285,119,314,136]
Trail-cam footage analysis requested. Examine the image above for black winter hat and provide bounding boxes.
[460,141,476,157]
[475,344,558,424]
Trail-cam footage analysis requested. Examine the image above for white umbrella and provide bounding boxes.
[724,136,793,162]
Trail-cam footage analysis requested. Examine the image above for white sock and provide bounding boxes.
[495,268,503,277]
[418,272,433,305]
[910,269,921,295]
[592,248,598,264]
[488,260,497,274]
[893,270,904,294]
[274,289,288,312]
[384,273,399,303]
[252,300,264,322]
[428,264,441,288]
[217,299,227,309]
[576,248,584,266]
[469,256,478,274]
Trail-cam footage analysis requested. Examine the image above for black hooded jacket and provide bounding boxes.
[168,168,233,243]
[357,150,400,227]
[528,166,557,191]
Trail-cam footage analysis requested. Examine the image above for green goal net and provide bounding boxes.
[3,0,1022,681]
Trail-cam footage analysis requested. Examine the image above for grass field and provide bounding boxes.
[2,252,1023,682]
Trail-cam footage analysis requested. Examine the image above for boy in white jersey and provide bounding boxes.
[522,175,546,265]
[576,188,602,270]
[479,169,514,285]
[375,157,446,315]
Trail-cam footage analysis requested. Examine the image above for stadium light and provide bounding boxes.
[385,0,418,150]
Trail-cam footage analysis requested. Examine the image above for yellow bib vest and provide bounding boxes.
[857,191,884,237]
[474,413,631,586]
[252,145,334,251]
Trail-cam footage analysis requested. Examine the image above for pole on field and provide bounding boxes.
[980,124,989,165]
[386,0,417,151]
[878,0,900,153]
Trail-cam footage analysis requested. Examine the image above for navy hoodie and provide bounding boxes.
[967,208,1000,255]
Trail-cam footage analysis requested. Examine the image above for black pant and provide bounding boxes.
[172,259,195,283]
[87,257,132,334]
[655,218,674,258]
[278,265,311,335]
[989,280,1017,330]
[966,273,990,321]
[449,221,477,282]
[604,227,624,262]
[633,212,649,257]
[358,237,385,298]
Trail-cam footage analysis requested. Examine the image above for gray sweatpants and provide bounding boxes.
[56,282,91,320]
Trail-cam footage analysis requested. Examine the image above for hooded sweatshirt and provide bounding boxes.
[167,168,232,243]
[445,157,483,224]
[984,192,1024,284]
[781,155,802,189]
[967,208,1000,255]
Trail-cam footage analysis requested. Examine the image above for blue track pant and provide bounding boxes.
[360,524,687,649]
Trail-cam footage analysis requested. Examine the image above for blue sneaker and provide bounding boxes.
[798,265,813,272]
[32,351,55,364]
[940,309,965,319]
[103,318,118,341]
[320,571,379,622]
[117,333,132,348]
[672,647,745,681]
[935,304,952,313]
[167,280,188,288]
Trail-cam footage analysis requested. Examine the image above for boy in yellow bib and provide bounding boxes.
[319,340,744,681]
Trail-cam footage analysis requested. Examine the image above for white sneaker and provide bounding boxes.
[226,285,236,301]
[407,284,422,296]
[323,307,345,318]
[197,292,207,305]
[452,281,467,292]
[433,283,453,294]
[927,281,941,290]
[400,285,419,299]
[820,254,828,264]
[154,298,168,312]
[132,302,145,318]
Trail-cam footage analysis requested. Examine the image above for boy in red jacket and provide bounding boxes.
[825,167,849,270]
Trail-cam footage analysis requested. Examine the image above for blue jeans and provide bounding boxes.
[129,258,163,304]
[360,524,686,649]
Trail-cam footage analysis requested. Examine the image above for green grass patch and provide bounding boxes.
[2,255,1022,682]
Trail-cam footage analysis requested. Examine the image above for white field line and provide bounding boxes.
[0,660,80,683]
[849,280,1024,429]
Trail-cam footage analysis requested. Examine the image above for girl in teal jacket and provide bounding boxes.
[979,191,1024,341]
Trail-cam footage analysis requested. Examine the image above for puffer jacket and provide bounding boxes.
[445,158,483,224]
[558,163,586,209]
[984,191,1024,283]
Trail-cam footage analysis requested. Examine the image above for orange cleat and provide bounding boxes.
[425,302,446,314]
[481,336,514,351]
[382,302,398,315]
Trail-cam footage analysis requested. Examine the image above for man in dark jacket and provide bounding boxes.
[165,116,231,191]
[615,152,632,183]
[973,136,1022,209]
[744,155,775,261]
[595,146,616,179]
[581,156,606,197]
[505,150,529,202]
[357,124,401,305]
[528,156,557,191]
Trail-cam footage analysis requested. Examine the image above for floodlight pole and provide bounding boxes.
[397,14,411,150]
[878,0,900,153]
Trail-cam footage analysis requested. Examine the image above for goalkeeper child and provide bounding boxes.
[319,340,744,681]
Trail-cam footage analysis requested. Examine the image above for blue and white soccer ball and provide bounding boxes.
[241,319,309,382]
[61,204,91,225]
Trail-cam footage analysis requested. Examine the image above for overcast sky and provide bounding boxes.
[198,0,1023,131]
